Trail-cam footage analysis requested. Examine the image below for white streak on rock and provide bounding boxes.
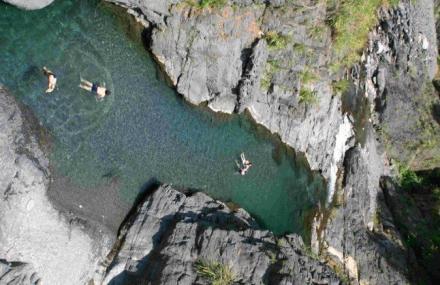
[328,115,353,203]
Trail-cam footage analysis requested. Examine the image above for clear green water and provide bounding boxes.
[0,0,326,235]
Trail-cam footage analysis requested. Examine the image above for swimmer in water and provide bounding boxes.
[42,66,57,93]
[238,152,253,175]
[79,78,111,100]
[240,153,251,166]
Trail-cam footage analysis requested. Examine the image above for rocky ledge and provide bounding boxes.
[102,185,340,285]
[0,87,112,285]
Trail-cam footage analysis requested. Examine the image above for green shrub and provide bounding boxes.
[195,259,235,285]
[398,164,423,191]
[263,31,289,50]
[332,79,350,94]
[299,88,318,105]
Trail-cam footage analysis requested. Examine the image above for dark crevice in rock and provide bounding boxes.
[235,37,262,112]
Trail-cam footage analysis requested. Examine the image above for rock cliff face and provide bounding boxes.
[102,185,340,285]
[0,87,111,285]
[108,0,354,196]
[312,1,439,284]
[364,0,440,170]
[314,128,411,284]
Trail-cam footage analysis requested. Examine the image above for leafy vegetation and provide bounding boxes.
[195,259,235,285]
[328,0,399,69]
[263,31,289,50]
[260,73,271,91]
[260,59,287,92]
[299,88,317,105]
[308,24,326,40]
[397,164,423,191]
[299,69,318,85]
[391,168,440,283]
[332,79,350,94]
[185,0,227,9]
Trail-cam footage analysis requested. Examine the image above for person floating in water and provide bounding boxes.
[238,152,253,176]
[42,66,57,93]
[79,78,111,100]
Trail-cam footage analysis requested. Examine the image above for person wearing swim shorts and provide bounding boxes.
[79,78,111,100]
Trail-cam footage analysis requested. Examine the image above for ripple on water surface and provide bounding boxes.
[0,0,326,236]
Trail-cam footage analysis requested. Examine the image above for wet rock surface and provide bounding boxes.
[102,185,340,285]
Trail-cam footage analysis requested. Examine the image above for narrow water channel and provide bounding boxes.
[0,0,326,236]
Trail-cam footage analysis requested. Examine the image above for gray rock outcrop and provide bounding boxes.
[0,87,111,285]
[311,1,439,284]
[0,260,40,285]
[314,128,411,285]
[2,0,54,10]
[102,185,340,285]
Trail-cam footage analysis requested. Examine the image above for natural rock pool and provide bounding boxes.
[0,0,326,236]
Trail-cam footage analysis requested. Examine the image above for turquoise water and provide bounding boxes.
[0,0,326,235]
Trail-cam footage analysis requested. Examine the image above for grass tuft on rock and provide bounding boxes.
[299,69,318,85]
[263,31,289,50]
[185,0,227,9]
[195,259,235,285]
[328,0,399,69]
[299,88,318,105]
[332,79,350,94]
